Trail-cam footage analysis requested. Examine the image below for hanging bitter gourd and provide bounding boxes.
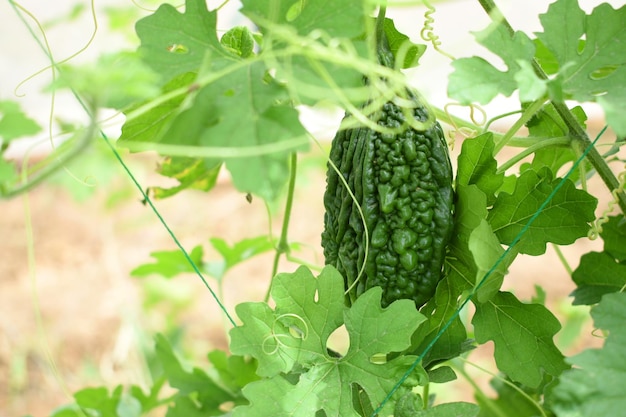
[321,31,454,308]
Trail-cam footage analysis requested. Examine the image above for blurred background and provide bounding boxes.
[1,0,616,415]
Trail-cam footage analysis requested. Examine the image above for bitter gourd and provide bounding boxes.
[321,34,454,308]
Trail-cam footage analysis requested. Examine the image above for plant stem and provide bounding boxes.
[476,0,626,215]
[2,121,96,199]
[496,136,570,174]
[422,383,430,409]
[552,244,573,275]
[493,98,546,154]
[265,152,299,303]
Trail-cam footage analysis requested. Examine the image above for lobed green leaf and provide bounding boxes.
[487,167,597,255]
[230,265,427,416]
[537,0,626,136]
[472,291,567,388]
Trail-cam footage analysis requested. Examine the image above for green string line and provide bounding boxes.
[9,0,237,328]
[371,125,607,416]
[99,131,238,328]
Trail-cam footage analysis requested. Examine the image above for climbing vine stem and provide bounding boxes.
[477,0,626,215]
[265,152,299,303]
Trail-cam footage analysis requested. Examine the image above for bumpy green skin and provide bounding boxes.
[322,97,454,308]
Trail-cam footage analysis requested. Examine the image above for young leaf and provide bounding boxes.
[571,251,626,305]
[382,18,426,69]
[456,132,503,207]
[130,245,204,278]
[487,167,597,255]
[230,265,427,416]
[525,104,586,178]
[472,291,568,388]
[447,185,512,303]
[220,26,255,58]
[208,235,274,280]
[536,0,626,136]
[0,100,41,142]
[526,104,587,139]
[550,292,626,416]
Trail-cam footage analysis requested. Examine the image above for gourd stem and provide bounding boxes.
[476,0,626,215]
[265,152,298,303]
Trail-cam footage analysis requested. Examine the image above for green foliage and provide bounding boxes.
[487,167,597,255]
[135,0,232,84]
[449,0,626,137]
[381,18,426,69]
[476,377,545,417]
[51,52,160,109]
[413,402,480,417]
[571,216,626,305]
[0,100,41,143]
[230,266,427,416]
[455,133,503,206]
[473,291,568,388]
[536,0,626,136]
[131,236,274,281]
[550,292,626,416]
[149,157,221,199]
[241,0,367,39]
[220,26,255,58]
[449,23,538,104]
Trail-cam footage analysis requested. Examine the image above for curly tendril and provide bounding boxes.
[420,0,455,61]
[443,103,486,149]
[588,165,626,239]
[13,0,98,98]
[261,313,310,356]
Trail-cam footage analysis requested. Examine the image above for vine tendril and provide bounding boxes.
[588,158,626,239]
[443,103,486,149]
[261,313,309,355]
[420,0,455,61]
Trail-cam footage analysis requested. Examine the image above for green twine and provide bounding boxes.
[371,125,608,416]
[9,1,237,328]
[100,133,238,328]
